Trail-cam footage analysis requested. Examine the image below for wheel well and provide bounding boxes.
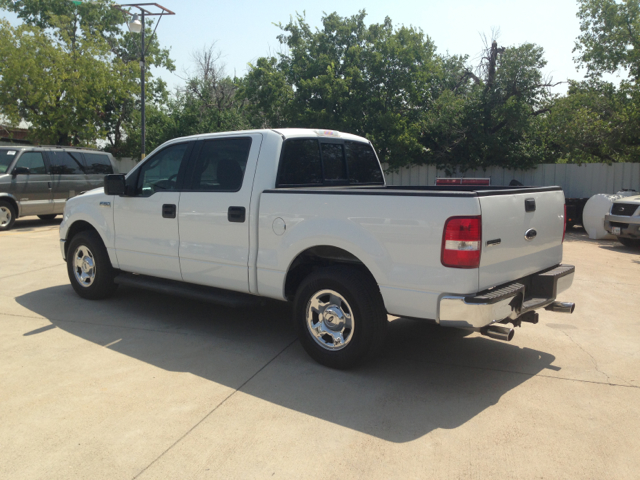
[284,246,377,301]
[64,221,98,257]
[0,196,19,217]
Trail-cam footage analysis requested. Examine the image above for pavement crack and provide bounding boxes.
[131,337,298,480]
[559,330,616,385]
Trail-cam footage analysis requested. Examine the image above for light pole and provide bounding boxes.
[114,3,174,159]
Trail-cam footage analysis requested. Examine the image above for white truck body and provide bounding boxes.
[59,129,575,367]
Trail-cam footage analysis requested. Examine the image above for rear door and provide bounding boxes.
[83,152,114,191]
[48,150,91,213]
[178,134,261,293]
[478,188,565,290]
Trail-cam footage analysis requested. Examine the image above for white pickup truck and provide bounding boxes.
[59,129,575,368]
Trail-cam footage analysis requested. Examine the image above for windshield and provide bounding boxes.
[0,148,19,174]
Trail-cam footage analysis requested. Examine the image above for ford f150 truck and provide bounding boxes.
[59,129,576,368]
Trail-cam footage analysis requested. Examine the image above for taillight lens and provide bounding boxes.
[562,204,567,243]
[441,216,482,268]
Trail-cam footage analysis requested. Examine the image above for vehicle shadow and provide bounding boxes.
[10,216,62,231]
[16,284,557,443]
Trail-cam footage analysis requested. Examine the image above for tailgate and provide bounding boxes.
[478,188,565,290]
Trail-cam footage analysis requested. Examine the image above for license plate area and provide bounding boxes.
[612,226,621,235]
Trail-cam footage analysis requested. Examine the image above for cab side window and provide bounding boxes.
[136,143,189,196]
[277,139,323,186]
[49,151,85,175]
[188,138,252,192]
[15,152,47,174]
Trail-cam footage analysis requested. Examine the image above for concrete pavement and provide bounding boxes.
[1,217,639,479]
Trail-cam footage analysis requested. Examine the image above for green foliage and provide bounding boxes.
[0,0,174,155]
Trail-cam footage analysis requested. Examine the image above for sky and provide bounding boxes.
[2,0,601,94]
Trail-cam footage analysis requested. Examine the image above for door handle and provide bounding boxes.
[228,206,246,223]
[162,204,176,219]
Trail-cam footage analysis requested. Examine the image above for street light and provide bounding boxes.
[114,3,175,159]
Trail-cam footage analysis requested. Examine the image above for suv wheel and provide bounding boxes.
[293,266,387,369]
[66,231,118,299]
[0,201,16,231]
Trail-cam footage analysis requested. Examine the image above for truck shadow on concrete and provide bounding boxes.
[16,284,557,443]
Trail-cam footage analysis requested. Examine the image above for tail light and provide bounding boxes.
[562,204,567,243]
[441,216,482,268]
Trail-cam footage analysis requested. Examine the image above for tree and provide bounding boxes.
[0,0,174,154]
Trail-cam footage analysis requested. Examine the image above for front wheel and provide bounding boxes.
[0,200,16,231]
[66,231,118,299]
[293,266,387,369]
[618,236,640,248]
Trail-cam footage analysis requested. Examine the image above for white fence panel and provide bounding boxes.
[384,163,640,198]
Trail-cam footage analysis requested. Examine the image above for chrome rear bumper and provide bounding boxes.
[438,264,575,329]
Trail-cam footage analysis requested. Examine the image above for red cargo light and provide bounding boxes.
[563,204,567,243]
[441,216,482,268]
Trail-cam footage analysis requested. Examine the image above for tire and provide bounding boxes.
[293,266,387,369]
[0,200,17,231]
[38,214,58,221]
[618,236,640,248]
[66,230,118,299]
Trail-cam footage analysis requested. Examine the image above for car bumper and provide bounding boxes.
[60,239,66,261]
[438,264,575,329]
[604,214,640,238]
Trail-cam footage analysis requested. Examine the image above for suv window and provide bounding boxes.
[137,142,189,196]
[0,148,19,174]
[84,153,114,174]
[188,137,252,191]
[49,151,85,174]
[15,152,47,174]
[277,139,323,186]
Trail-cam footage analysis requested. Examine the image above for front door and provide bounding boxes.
[113,142,192,281]
[178,134,261,293]
[10,151,53,216]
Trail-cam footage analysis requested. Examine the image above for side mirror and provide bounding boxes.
[12,166,30,177]
[104,174,126,196]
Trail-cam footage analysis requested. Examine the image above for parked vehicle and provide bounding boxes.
[59,129,576,368]
[604,195,640,247]
[0,146,116,231]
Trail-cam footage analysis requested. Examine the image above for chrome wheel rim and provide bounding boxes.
[306,289,354,351]
[73,245,96,288]
[0,206,11,227]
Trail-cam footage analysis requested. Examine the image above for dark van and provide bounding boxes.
[0,146,117,231]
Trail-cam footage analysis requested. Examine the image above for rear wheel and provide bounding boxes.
[66,231,118,299]
[293,266,387,369]
[618,236,640,248]
[38,214,58,221]
[0,201,16,231]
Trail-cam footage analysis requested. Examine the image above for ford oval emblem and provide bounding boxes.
[524,228,537,241]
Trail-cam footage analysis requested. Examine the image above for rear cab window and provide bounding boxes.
[276,138,384,187]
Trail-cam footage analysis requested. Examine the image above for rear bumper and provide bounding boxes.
[604,214,640,238]
[438,264,575,329]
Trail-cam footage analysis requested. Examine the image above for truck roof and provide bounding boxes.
[167,128,370,145]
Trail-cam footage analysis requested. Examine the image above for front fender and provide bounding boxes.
[0,192,21,217]
[60,190,118,268]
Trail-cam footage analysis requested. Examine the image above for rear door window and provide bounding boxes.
[15,152,47,174]
[187,137,252,191]
[49,151,85,174]
[83,153,114,174]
